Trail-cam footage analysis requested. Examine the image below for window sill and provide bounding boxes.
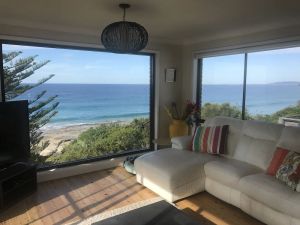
[37,149,152,183]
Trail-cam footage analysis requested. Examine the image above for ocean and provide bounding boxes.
[15,83,300,128]
[203,84,300,114]
[16,84,150,129]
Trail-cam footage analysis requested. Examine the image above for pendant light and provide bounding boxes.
[101,3,148,53]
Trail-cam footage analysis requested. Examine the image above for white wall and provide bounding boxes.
[149,42,183,139]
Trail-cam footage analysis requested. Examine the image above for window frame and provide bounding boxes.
[197,44,300,121]
[0,39,156,171]
[198,53,247,120]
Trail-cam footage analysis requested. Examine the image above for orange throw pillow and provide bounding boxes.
[267,147,290,176]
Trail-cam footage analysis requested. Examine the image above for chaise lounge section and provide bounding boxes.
[135,116,300,225]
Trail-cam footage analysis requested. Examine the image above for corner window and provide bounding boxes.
[247,48,300,124]
[201,54,244,120]
[198,46,300,126]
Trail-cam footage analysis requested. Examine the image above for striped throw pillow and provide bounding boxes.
[192,125,229,154]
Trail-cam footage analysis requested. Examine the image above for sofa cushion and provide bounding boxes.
[239,173,300,219]
[192,125,229,154]
[232,120,284,170]
[233,135,277,170]
[278,126,300,154]
[204,116,244,156]
[204,158,262,187]
[135,148,218,190]
[242,119,283,142]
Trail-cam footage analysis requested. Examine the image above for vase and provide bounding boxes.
[169,119,188,138]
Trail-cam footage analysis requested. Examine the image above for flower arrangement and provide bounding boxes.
[164,101,201,126]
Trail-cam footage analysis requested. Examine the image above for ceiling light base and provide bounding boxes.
[119,4,130,10]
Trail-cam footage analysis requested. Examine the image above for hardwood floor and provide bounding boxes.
[0,167,264,225]
[176,193,264,225]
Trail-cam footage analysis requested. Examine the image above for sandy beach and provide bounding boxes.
[40,121,128,157]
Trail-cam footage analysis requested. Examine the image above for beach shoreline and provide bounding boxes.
[40,120,129,157]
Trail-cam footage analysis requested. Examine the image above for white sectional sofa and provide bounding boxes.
[135,116,300,225]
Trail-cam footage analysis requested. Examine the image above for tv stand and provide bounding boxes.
[0,162,37,210]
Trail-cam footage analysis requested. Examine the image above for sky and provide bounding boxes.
[3,44,300,85]
[3,44,150,84]
[203,47,300,85]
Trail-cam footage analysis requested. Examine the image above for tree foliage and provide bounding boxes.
[47,118,150,163]
[254,104,300,123]
[3,51,59,160]
[201,102,300,123]
[201,103,246,119]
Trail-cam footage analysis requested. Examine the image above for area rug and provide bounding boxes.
[76,197,164,225]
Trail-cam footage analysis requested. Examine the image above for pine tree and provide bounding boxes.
[3,51,59,161]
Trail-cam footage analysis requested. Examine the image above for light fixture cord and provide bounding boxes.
[123,7,126,21]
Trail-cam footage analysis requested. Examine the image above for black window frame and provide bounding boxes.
[197,53,248,120]
[0,39,156,171]
[197,46,300,121]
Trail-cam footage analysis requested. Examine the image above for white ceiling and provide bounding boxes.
[0,0,300,44]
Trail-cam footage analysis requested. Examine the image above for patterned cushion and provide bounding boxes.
[275,151,300,191]
[267,147,290,176]
[192,125,229,154]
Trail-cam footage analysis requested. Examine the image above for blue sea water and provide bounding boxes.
[14,83,300,128]
[203,84,300,115]
[16,84,150,129]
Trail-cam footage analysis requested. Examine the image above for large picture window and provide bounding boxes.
[247,48,300,124]
[199,46,300,125]
[201,54,244,119]
[0,42,154,168]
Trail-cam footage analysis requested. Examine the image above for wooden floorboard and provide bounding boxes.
[176,192,264,225]
[0,167,264,225]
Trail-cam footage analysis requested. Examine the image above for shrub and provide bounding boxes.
[46,103,300,164]
[201,102,300,123]
[254,105,300,123]
[201,103,246,119]
[47,118,150,163]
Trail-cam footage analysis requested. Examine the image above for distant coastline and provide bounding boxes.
[269,81,300,85]
[203,83,300,114]
[204,81,300,85]
[41,113,149,131]
[16,83,150,129]
[16,82,300,125]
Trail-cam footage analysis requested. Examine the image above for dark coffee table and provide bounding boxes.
[94,200,202,225]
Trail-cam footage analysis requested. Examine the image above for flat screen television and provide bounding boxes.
[0,100,30,167]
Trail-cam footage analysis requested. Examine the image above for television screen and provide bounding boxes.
[0,100,30,167]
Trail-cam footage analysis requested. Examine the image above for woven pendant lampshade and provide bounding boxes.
[101,4,148,53]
